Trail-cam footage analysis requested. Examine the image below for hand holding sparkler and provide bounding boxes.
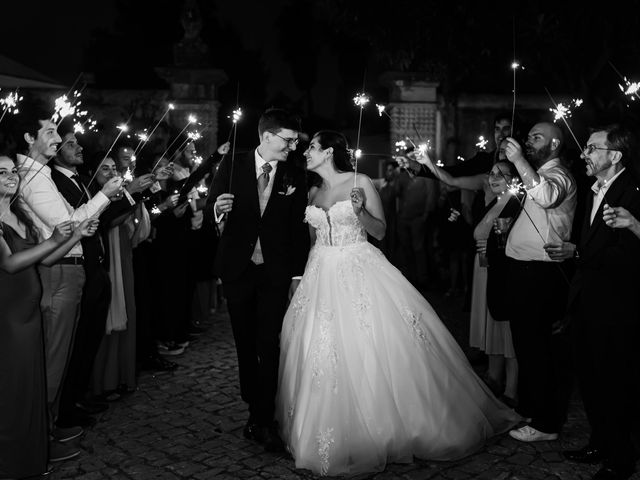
[125,173,154,194]
[603,204,640,236]
[51,220,75,243]
[218,142,231,155]
[101,176,125,200]
[350,187,365,216]
[503,137,526,164]
[153,163,174,181]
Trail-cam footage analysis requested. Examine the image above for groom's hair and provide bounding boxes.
[258,108,301,137]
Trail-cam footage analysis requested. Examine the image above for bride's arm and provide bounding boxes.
[351,174,386,241]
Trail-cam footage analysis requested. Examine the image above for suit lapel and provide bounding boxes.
[262,162,286,218]
[237,152,259,217]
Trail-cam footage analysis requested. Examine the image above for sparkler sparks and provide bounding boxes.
[187,131,202,141]
[151,206,161,215]
[353,93,370,108]
[123,167,134,183]
[376,104,386,116]
[231,108,243,124]
[196,184,208,194]
[619,78,640,101]
[0,91,23,121]
[549,98,583,123]
[475,136,489,150]
[395,140,407,152]
[193,155,203,166]
[436,160,444,168]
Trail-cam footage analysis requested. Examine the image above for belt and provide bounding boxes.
[55,256,84,265]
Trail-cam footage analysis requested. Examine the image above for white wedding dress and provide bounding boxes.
[276,200,520,476]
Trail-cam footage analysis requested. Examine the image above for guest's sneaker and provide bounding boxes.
[49,441,80,462]
[51,426,84,443]
[509,425,558,442]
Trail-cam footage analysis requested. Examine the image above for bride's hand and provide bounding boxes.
[350,187,365,215]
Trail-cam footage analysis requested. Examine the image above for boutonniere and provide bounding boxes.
[278,185,296,196]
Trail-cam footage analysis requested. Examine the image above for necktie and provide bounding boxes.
[258,163,272,194]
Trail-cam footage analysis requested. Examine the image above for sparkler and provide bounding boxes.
[123,167,134,183]
[152,114,198,172]
[550,98,583,123]
[544,88,583,152]
[353,91,370,188]
[150,206,161,215]
[609,62,640,103]
[0,90,23,124]
[510,61,524,136]
[436,160,444,168]
[135,103,175,155]
[227,87,243,193]
[475,136,489,150]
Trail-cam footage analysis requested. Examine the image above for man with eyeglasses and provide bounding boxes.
[501,122,577,444]
[544,124,640,480]
[207,108,309,452]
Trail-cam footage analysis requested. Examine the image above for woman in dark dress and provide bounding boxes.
[0,154,98,478]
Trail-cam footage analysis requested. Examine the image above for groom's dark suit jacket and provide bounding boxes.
[207,151,309,284]
[567,169,640,323]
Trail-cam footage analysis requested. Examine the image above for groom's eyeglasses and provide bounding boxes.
[272,132,299,147]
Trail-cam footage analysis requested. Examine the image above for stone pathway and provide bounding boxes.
[50,293,639,480]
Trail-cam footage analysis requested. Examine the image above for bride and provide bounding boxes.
[276,131,520,476]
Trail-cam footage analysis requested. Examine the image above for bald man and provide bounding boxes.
[502,122,577,442]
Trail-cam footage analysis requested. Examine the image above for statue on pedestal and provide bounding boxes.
[173,0,209,67]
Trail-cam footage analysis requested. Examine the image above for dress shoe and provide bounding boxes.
[75,399,108,414]
[563,445,604,464]
[257,425,285,452]
[592,465,635,480]
[49,441,80,462]
[56,410,97,429]
[51,426,83,443]
[509,425,558,442]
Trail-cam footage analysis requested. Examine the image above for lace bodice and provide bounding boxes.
[305,200,367,247]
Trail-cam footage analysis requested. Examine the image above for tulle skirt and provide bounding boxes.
[277,242,520,476]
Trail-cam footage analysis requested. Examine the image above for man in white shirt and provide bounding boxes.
[14,107,122,433]
[545,124,640,480]
[502,122,577,443]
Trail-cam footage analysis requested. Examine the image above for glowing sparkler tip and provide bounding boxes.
[475,135,489,150]
[394,140,407,153]
[73,122,85,135]
[193,155,203,166]
[168,103,175,110]
[116,124,129,132]
[151,206,161,215]
[232,108,243,124]
[353,93,370,108]
[123,167,133,182]
[417,142,430,155]
[376,104,386,116]
[436,160,444,167]
[187,114,197,124]
[196,184,208,194]
[511,61,520,70]
[187,131,202,141]
[137,132,149,142]
[355,149,362,159]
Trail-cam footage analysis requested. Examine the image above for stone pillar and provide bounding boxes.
[155,68,227,156]
[380,72,440,155]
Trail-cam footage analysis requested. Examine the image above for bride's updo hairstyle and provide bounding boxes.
[314,130,354,173]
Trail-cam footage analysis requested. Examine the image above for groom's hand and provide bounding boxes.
[215,193,234,216]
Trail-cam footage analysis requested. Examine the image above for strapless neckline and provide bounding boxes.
[307,199,351,215]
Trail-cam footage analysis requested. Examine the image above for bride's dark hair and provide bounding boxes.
[313,130,354,173]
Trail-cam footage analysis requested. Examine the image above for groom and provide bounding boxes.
[208,108,310,451]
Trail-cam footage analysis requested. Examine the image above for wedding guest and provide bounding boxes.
[503,122,577,442]
[52,129,112,428]
[545,124,640,480]
[0,152,99,471]
[13,101,122,434]
[91,156,151,399]
[421,145,521,406]
[395,149,438,290]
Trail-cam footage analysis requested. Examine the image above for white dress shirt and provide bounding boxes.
[590,167,625,225]
[17,155,110,256]
[214,149,279,223]
[506,158,577,262]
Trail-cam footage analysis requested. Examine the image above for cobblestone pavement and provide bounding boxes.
[50,292,640,480]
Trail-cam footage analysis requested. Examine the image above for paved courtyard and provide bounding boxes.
[50,293,640,480]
